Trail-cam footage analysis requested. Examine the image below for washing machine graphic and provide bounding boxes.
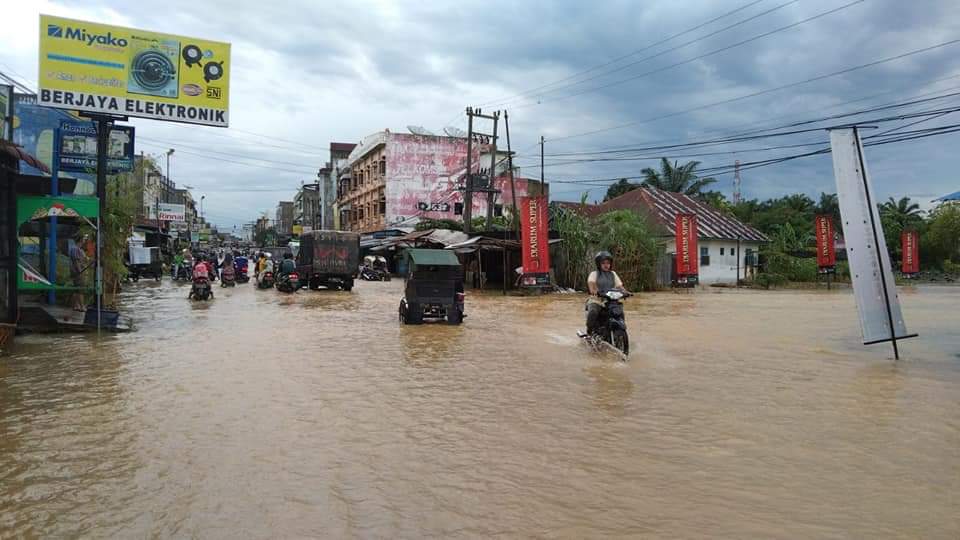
[128,38,180,99]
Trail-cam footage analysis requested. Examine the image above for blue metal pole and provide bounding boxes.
[47,127,61,305]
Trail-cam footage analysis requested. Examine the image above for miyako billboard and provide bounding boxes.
[38,15,230,127]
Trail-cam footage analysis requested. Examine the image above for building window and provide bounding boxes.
[720,247,725,256]
[379,158,386,175]
[379,197,386,215]
[494,204,503,217]
[700,246,710,266]
[454,202,464,216]
[731,248,736,257]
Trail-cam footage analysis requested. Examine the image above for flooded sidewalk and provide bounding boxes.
[1,280,958,537]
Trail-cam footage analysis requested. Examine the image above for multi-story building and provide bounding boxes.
[275,201,295,237]
[326,143,356,230]
[336,130,540,233]
[294,182,321,231]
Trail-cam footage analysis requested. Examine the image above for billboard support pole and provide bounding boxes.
[852,126,899,360]
[47,127,61,305]
[463,108,474,234]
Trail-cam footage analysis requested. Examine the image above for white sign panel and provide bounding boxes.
[829,128,910,344]
[157,203,186,222]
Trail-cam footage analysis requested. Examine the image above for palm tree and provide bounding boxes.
[640,158,716,197]
[815,192,839,221]
[880,196,924,228]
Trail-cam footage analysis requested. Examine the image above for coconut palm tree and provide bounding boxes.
[880,196,924,228]
[640,158,716,197]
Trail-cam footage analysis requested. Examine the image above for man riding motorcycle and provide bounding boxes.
[585,251,629,335]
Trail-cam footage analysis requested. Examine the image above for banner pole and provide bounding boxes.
[852,126,899,360]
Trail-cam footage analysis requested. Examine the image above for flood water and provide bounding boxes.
[1,280,958,538]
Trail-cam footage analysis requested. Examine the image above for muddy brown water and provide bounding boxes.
[1,280,958,538]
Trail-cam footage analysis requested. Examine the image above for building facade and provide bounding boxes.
[275,201,295,237]
[336,131,538,233]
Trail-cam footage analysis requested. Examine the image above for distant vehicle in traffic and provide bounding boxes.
[295,230,360,291]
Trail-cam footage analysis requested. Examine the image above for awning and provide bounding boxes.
[0,140,51,174]
[934,190,960,202]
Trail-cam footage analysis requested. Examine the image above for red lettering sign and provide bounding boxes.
[815,215,836,268]
[901,230,919,274]
[520,196,550,274]
[675,213,698,276]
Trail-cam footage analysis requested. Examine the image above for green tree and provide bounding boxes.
[926,204,960,267]
[640,158,716,196]
[699,190,731,213]
[879,196,924,259]
[604,178,641,201]
[814,192,840,225]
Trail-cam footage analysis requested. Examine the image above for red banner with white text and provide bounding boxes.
[901,230,919,274]
[675,213,698,276]
[520,196,550,275]
[815,214,836,268]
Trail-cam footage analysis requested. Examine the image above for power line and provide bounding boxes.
[510,0,863,110]
[477,0,774,108]
[139,136,324,169]
[138,141,318,175]
[547,38,960,143]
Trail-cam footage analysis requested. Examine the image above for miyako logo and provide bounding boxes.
[48,23,128,47]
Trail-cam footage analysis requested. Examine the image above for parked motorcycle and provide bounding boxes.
[188,276,214,301]
[173,262,193,282]
[577,289,632,357]
[258,271,275,290]
[276,272,299,294]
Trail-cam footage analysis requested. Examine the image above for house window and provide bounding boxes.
[700,246,710,266]
[494,204,503,217]
[454,202,464,216]
[720,247,725,256]
[731,248,736,257]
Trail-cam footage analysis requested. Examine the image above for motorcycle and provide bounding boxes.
[257,271,275,289]
[188,276,214,301]
[360,266,387,281]
[220,264,236,287]
[276,271,299,294]
[173,262,193,282]
[578,289,632,358]
[234,257,250,284]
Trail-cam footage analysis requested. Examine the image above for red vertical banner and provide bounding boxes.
[675,213,698,276]
[901,230,919,274]
[815,214,836,268]
[520,196,550,274]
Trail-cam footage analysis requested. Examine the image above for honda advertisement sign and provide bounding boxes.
[675,213,698,284]
[520,196,550,284]
[815,214,836,272]
[901,230,919,275]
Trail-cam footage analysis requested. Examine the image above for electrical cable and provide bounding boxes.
[546,38,960,143]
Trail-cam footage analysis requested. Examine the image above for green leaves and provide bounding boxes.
[639,158,716,197]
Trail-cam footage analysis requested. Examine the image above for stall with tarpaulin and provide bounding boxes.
[15,195,108,329]
[370,228,468,275]
[445,236,522,294]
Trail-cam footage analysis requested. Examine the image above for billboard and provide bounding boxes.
[157,203,185,222]
[382,133,533,227]
[520,196,550,275]
[829,128,912,346]
[13,95,93,193]
[675,213,698,276]
[38,15,230,127]
[59,119,134,172]
[815,214,836,270]
[901,230,919,274]
[1,84,11,141]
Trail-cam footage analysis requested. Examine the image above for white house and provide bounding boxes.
[570,187,768,285]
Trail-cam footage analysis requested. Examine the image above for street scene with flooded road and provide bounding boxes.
[5,1,960,538]
[2,281,958,537]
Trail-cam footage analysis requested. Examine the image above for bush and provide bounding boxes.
[754,273,788,289]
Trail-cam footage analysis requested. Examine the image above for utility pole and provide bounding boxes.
[733,159,742,205]
[462,107,501,233]
[540,135,545,195]
[504,111,518,236]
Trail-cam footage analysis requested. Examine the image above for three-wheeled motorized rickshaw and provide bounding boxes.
[126,245,162,282]
[398,249,465,325]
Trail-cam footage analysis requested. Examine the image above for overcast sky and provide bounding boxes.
[4,0,960,230]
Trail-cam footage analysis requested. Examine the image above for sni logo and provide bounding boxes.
[47,24,62,38]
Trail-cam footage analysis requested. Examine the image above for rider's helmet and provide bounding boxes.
[594,251,613,270]
[283,251,293,260]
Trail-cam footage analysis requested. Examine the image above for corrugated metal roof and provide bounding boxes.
[587,187,768,242]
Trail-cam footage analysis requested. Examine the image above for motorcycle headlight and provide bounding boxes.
[606,291,623,300]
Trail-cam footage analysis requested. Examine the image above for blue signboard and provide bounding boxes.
[58,120,134,173]
[12,94,92,193]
